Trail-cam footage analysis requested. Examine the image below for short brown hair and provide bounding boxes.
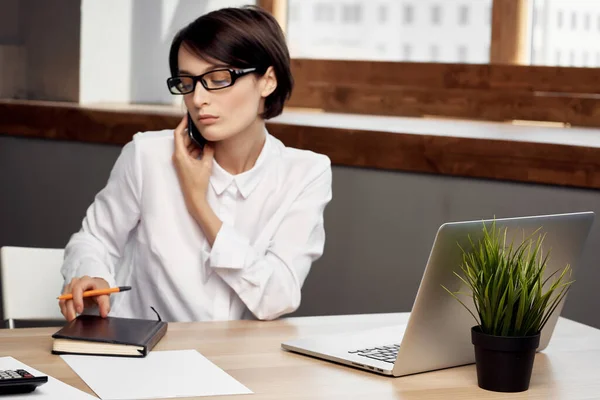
[168,6,293,120]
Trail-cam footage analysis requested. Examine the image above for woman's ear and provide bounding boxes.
[260,66,277,98]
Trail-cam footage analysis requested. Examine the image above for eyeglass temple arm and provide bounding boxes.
[235,67,258,75]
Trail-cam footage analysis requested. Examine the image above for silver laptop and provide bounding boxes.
[281,212,594,376]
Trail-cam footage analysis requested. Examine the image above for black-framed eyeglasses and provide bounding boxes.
[166,68,257,94]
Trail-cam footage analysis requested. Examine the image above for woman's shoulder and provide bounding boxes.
[131,129,174,144]
[120,129,174,159]
[270,135,331,171]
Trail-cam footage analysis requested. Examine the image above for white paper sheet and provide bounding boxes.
[61,350,252,400]
[0,356,97,399]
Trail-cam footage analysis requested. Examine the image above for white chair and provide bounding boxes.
[0,246,65,328]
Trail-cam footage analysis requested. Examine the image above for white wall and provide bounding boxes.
[80,0,254,105]
[80,0,133,104]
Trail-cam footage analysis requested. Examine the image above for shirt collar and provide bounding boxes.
[209,132,273,199]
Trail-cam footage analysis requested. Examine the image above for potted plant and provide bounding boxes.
[443,220,574,393]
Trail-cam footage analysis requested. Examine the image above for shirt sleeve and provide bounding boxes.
[61,138,142,289]
[208,156,333,320]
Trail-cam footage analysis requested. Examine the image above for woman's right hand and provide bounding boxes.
[58,276,111,321]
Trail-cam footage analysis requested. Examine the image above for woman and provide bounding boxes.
[59,6,332,322]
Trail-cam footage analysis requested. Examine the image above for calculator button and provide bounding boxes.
[16,370,33,378]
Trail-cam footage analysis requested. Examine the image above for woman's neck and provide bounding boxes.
[213,118,266,175]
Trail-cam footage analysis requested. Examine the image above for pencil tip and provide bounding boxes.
[118,286,132,291]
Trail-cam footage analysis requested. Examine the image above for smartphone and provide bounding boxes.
[187,113,206,149]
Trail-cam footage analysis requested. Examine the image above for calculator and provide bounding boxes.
[0,369,48,395]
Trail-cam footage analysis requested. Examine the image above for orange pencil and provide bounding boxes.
[57,286,132,300]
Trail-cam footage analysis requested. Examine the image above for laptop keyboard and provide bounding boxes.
[348,344,400,364]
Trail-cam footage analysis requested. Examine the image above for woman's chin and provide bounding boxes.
[200,126,238,142]
[198,127,222,141]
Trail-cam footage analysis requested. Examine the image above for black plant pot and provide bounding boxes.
[471,326,540,392]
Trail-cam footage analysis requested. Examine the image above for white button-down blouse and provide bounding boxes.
[61,129,332,322]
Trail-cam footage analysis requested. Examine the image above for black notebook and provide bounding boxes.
[51,315,168,357]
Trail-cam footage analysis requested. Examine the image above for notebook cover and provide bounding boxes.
[51,315,168,357]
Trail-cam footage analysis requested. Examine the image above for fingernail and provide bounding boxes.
[76,306,82,314]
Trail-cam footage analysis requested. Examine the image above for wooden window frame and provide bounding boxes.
[259,0,600,128]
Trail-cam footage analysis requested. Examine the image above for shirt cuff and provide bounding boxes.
[209,223,252,269]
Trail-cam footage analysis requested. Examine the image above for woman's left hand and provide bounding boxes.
[172,116,215,220]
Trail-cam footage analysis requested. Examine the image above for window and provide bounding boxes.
[403,5,414,25]
[289,4,300,22]
[287,0,492,63]
[341,4,362,24]
[458,5,469,26]
[378,4,387,23]
[430,44,439,61]
[314,3,335,22]
[431,5,441,25]
[557,10,563,29]
[531,1,600,67]
[340,39,360,47]
[585,14,591,31]
[402,44,412,60]
[458,45,468,62]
